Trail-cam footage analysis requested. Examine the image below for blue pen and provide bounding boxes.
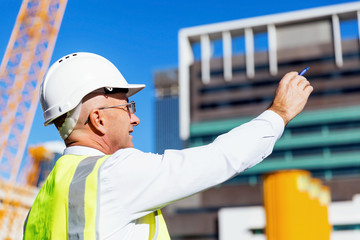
[299,67,310,76]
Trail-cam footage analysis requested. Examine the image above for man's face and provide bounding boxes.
[101,92,140,151]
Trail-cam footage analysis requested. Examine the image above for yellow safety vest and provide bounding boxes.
[23,154,170,239]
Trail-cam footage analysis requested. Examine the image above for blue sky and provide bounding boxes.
[0,0,357,154]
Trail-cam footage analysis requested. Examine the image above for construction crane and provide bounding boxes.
[0,0,67,238]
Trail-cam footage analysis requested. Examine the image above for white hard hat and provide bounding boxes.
[40,52,145,126]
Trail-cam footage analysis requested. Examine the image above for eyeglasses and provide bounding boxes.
[84,101,136,125]
[98,101,136,114]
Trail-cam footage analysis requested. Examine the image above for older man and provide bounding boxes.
[23,52,312,239]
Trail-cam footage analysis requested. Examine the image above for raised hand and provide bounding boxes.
[269,72,313,125]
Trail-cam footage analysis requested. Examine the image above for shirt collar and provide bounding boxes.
[63,145,106,156]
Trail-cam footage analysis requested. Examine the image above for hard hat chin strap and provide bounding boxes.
[58,103,82,140]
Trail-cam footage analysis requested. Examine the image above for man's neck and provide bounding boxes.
[65,131,113,155]
[64,145,106,156]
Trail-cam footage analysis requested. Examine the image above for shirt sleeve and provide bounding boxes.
[99,110,284,221]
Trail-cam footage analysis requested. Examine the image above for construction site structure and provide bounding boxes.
[0,0,67,237]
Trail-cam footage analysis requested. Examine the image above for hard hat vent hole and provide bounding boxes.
[59,107,62,112]
[59,54,78,63]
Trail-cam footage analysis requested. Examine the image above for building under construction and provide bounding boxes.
[155,2,360,239]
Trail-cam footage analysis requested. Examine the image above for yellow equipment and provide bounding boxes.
[264,170,332,240]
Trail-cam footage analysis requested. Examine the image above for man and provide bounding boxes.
[23,52,312,239]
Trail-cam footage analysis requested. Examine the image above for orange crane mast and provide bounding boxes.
[0,0,67,237]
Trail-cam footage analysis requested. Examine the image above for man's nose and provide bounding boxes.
[131,113,140,126]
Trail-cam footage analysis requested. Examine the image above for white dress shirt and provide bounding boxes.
[63,110,284,239]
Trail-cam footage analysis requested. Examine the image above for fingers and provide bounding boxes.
[280,71,298,84]
[282,71,311,91]
[304,84,314,95]
[297,78,310,90]
[280,72,308,88]
[296,75,313,96]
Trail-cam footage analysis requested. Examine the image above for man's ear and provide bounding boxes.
[88,109,106,135]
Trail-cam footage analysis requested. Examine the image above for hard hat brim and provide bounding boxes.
[125,84,146,97]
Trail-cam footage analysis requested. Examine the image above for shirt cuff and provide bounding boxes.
[255,110,285,141]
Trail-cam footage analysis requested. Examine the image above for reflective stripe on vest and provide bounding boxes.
[23,154,171,239]
[138,209,171,240]
[68,155,103,239]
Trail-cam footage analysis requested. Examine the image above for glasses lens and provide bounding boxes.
[129,101,136,114]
